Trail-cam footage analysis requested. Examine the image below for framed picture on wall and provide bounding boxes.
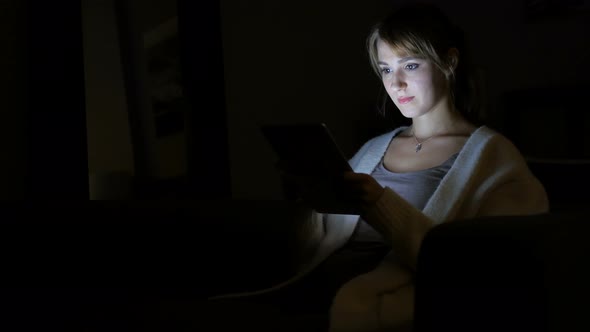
[115,1,231,196]
[143,16,187,138]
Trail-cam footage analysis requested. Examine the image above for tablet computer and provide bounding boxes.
[260,123,352,176]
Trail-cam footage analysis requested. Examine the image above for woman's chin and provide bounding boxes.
[399,109,422,119]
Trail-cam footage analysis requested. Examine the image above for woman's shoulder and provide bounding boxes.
[456,126,550,215]
[460,125,530,169]
[468,126,522,153]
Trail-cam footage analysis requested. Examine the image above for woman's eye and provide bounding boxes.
[381,68,392,75]
[405,63,419,70]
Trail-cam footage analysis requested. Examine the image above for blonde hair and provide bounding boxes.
[367,4,483,124]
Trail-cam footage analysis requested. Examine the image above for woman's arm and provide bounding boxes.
[300,171,434,271]
[359,173,549,271]
[475,178,549,217]
[361,186,434,271]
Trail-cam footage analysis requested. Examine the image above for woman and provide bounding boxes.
[210,3,549,331]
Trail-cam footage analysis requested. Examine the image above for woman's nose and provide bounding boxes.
[389,72,406,90]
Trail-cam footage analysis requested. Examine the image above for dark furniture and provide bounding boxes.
[413,211,590,332]
[0,200,303,331]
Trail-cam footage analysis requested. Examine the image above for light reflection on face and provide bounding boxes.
[376,39,449,119]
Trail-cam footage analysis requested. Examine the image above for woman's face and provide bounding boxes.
[376,39,449,119]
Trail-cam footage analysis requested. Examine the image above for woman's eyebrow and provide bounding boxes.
[378,57,420,66]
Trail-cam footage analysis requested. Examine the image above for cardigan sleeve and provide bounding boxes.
[476,178,549,217]
[360,166,549,271]
[361,187,434,271]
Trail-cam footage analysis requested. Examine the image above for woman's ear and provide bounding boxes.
[448,47,460,71]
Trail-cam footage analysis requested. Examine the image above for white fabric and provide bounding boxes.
[328,125,549,331]
[211,125,549,332]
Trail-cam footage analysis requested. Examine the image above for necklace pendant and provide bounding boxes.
[415,143,422,153]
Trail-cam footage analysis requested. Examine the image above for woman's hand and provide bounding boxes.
[338,171,385,210]
[277,162,384,215]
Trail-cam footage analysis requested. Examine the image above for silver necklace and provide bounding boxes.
[412,129,435,153]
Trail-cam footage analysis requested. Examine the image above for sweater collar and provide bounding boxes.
[355,125,493,220]
[355,126,408,175]
[423,125,493,221]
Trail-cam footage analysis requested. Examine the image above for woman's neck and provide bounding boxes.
[410,104,472,139]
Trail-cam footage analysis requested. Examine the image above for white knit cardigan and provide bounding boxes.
[213,125,549,331]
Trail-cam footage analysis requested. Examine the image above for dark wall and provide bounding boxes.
[28,2,89,199]
[221,0,395,199]
[0,1,26,198]
[83,0,135,178]
[3,1,89,199]
[434,0,590,158]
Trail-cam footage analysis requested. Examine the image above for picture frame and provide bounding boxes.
[143,16,187,138]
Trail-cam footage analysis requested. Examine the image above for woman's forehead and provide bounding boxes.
[377,40,415,60]
[377,39,411,57]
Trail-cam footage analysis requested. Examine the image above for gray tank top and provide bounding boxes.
[350,152,459,243]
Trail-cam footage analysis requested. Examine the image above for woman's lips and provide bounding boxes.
[398,96,414,104]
